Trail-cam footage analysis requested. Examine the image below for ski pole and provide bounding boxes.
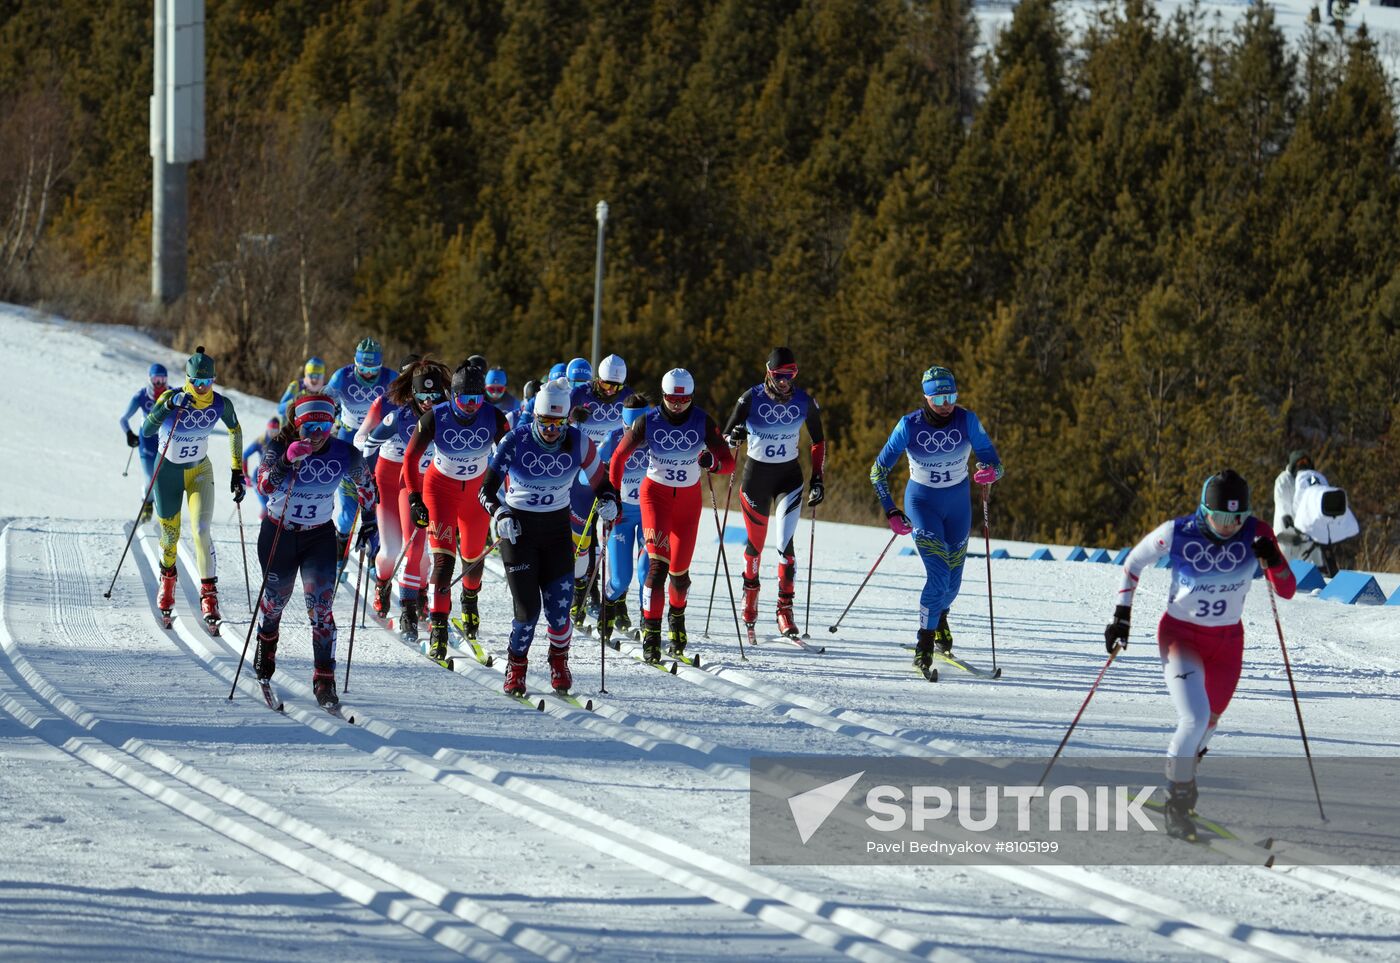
[706,472,747,660]
[360,548,371,629]
[802,501,817,638]
[331,505,361,602]
[122,446,135,477]
[827,531,898,634]
[1038,649,1118,788]
[345,542,367,691]
[450,537,503,589]
[981,486,999,674]
[599,521,610,695]
[1266,578,1327,820]
[704,463,738,636]
[236,500,253,613]
[229,469,298,699]
[105,411,181,599]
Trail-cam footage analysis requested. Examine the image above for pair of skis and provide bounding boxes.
[901,644,1003,681]
[745,624,826,654]
[256,678,355,724]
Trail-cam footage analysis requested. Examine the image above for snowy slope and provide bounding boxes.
[2,302,1398,961]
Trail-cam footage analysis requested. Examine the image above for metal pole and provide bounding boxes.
[590,200,608,372]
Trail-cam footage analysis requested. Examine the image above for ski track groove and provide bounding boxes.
[0,527,575,963]
[8,519,1383,963]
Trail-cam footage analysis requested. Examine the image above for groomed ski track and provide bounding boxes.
[3,309,1400,960]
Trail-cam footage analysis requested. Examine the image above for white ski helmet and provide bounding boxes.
[661,368,694,409]
[534,377,572,418]
[598,353,627,384]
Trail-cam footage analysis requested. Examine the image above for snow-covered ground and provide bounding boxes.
[2,302,1398,961]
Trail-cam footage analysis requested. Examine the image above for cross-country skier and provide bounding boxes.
[870,365,1003,676]
[252,393,377,708]
[511,379,540,430]
[722,347,825,640]
[1104,469,1297,840]
[567,353,634,625]
[608,368,735,662]
[141,346,246,630]
[404,362,511,661]
[353,354,421,456]
[362,360,449,640]
[120,362,169,523]
[277,357,327,420]
[485,366,517,415]
[601,392,653,637]
[241,416,282,516]
[479,378,620,695]
[326,338,396,574]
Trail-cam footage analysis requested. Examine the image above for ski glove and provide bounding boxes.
[231,469,246,504]
[698,450,716,471]
[408,492,430,529]
[726,425,747,449]
[166,390,193,410]
[285,440,314,464]
[1282,515,1294,531]
[356,520,379,552]
[807,476,824,508]
[1104,605,1131,654]
[125,428,139,448]
[494,507,520,545]
[1253,534,1284,570]
[886,508,913,536]
[973,463,1000,486]
[570,405,590,424]
[355,477,378,512]
[595,491,620,524]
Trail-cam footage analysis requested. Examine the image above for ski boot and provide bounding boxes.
[157,565,178,623]
[372,576,391,617]
[427,613,450,663]
[608,598,632,635]
[776,593,798,639]
[569,577,590,627]
[912,629,938,678]
[312,668,340,708]
[741,576,760,627]
[666,608,688,658]
[458,587,480,640]
[548,644,573,694]
[504,652,529,696]
[199,578,221,626]
[253,631,278,680]
[934,609,954,655]
[138,500,154,524]
[398,597,420,643]
[640,619,663,664]
[1164,780,1199,841]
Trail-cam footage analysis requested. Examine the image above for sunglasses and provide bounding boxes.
[1203,506,1250,525]
[926,392,957,406]
[597,380,624,394]
[415,391,445,403]
[150,378,168,389]
[189,377,214,389]
[299,420,333,436]
[536,415,567,428]
[767,367,798,382]
[485,385,506,398]
[356,365,382,379]
[455,393,484,407]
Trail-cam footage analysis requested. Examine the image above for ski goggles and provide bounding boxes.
[298,419,333,437]
[1202,506,1250,525]
[356,364,382,380]
[415,390,445,404]
[454,392,484,411]
[150,377,168,390]
[188,377,214,389]
[485,384,506,400]
[662,392,692,409]
[536,415,567,429]
[596,380,624,397]
[926,391,958,407]
[767,365,798,383]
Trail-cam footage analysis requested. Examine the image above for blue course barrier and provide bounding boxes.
[990,548,1011,560]
[1289,560,1327,592]
[1318,571,1387,605]
[1387,584,1400,606]
[718,525,747,545]
[1112,547,1131,565]
[899,546,917,556]
[1029,547,1055,561]
[1087,548,1112,563]
[1065,546,1089,562]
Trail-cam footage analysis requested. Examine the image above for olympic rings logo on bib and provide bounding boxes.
[915,429,963,453]
[344,382,382,404]
[180,407,221,431]
[758,403,801,425]
[520,451,571,476]
[650,428,700,451]
[1181,540,1249,573]
[298,458,341,484]
[441,426,492,450]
